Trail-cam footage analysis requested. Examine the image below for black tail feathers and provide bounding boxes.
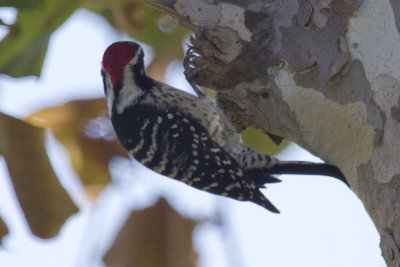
[246,169,281,186]
[244,169,280,213]
[251,190,280,213]
[244,162,348,213]
[266,162,349,187]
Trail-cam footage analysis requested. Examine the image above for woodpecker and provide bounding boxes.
[101,41,348,213]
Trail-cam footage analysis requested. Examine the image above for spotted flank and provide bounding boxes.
[111,102,279,213]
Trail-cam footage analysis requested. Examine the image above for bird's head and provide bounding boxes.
[101,41,144,87]
[101,41,148,115]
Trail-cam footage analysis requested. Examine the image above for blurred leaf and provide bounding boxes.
[0,112,79,238]
[91,0,190,81]
[104,198,198,267]
[203,87,217,98]
[27,98,128,198]
[0,216,9,245]
[0,0,43,9]
[242,127,289,156]
[0,0,189,78]
[0,0,82,77]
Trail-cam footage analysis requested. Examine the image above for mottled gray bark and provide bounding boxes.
[146,0,400,265]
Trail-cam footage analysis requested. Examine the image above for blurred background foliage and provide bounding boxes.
[0,0,287,265]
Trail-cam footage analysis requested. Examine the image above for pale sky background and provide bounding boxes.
[0,8,386,267]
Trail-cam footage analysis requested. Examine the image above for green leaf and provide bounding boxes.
[0,0,44,9]
[242,127,289,156]
[0,0,82,77]
[1,31,50,77]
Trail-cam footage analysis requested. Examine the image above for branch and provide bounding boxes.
[147,0,400,265]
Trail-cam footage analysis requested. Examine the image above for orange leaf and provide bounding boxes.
[27,98,128,198]
[0,216,8,245]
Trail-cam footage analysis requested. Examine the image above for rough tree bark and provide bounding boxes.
[146,0,400,265]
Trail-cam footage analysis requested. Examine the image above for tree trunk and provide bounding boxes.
[146,0,400,265]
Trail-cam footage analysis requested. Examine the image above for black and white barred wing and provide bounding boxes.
[111,103,279,213]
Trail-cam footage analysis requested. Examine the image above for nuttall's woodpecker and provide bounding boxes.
[101,41,349,213]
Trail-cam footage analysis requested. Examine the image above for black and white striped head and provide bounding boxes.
[101,41,148,115]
